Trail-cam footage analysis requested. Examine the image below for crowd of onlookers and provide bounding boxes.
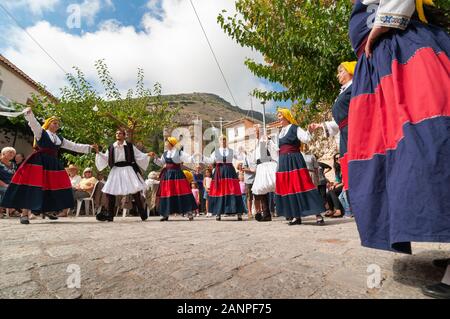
[0,145,351,219]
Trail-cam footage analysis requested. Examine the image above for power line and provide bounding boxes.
[0,3,68,76]
[189,0,239,107]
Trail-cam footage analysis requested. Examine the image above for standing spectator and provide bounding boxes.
[193,165,205,213]
[0,147,17,216]
[242,151,256,219]
[67,164,82,190]
[238,172,247,214]
[301,144,320,187]
[191,181,200,216]
[14,153,25,168]
[203,168,212,217]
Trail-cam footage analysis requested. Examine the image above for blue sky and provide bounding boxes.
[0,0,289,113]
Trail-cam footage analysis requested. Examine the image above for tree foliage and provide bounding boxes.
[218,0,354,121]
[23,60,178,169]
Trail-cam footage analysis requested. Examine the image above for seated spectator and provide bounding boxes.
[67,164,82,189]
[0,147,17,217]
[59,168,98,217]
[14,153,25,168]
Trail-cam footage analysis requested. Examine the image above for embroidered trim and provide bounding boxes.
[375,13,410,30]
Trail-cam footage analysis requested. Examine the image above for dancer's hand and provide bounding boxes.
[365,26,390,58]
[308,123,321,132]
[148,152,156,158]
[91,144,99,153]
[23,107,32,115]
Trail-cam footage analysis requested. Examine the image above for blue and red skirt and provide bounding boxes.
[275,147,324,218]
[158,164,198,216]
[1,148,74,213]
[348,21,450,254]
[208,163,245,215]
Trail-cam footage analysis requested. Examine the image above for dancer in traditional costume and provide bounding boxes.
[270,109,325,225]
[95,128,150,222]
[203,135,245,221]
[309,61,355,194]
[149,137,198,221]
[1,108,94,224]
[251,125,277,222]
[348,0,450,298]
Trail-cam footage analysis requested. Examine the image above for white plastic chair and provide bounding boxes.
[75,182,101,217]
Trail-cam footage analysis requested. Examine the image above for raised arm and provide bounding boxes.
[95,148,109,172]
[23,108,43,140]
[61,139,92,154]
[132,145,150,171]
[297,127,312,144]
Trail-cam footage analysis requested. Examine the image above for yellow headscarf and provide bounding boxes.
[34,116,59,148]
[183,170,194,183]
[416,0,435,24]
[167,136,178,147]
[277,108,298,126]
[340,61,357,76]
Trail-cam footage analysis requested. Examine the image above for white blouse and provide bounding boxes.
[153,149,196,167]
[203,147,243,164]
[96,141,150,171]
[278,124,312,144]
[24,111,91,154]
[363,0,415,30]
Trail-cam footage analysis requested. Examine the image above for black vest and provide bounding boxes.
[108,142,136,168]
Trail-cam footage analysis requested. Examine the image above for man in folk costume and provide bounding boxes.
[348,0,450,298]
[94,128,151,222]
[251,124,277,222]
[1,107,95,224]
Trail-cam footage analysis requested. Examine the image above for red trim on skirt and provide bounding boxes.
[11,163,71,190]
[209,178,242,197]
[159,178,192,198]
[275,168,316,195]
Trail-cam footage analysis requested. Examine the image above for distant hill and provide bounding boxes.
[156,92,275,126]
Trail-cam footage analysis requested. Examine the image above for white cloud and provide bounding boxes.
[2,0,272,112]
[2,0,60,15]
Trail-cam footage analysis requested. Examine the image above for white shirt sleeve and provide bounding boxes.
[153,155,165,167]
[202,152,216,164]
[95,152,109,172]
[132,145,150,171]
[323,121,340,138]
[297,127,312,144]
[24,111,43,140]
[374,0,415,30]
[61,139,91,154]
[267,139,280,163]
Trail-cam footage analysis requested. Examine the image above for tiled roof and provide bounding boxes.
[0,54,58,103]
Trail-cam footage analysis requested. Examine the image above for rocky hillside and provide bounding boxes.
[158,93,275,126]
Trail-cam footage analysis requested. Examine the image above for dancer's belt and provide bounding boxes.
[36,147,58,157]
[279,145,300,155]
[114,161,142,178]
[338,117,349,129]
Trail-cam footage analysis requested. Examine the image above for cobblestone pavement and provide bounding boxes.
[0,215,449,299]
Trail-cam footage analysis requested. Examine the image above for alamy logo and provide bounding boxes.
[66,264,81,289]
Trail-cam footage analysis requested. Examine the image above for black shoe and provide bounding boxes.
[216,215,221,221]
[43,212,58,220]
[188,215,194,221]
[96,211,113,222]
[160,216,169,222]
[316,216,325,225]
[139,210,148,221]
[20,216,30,225]
[261,213,272,222]
[255,212,263,221]
[288,218,302,225]
[421,283,450,299]
[433,259,450,269]
[237,215,243,221]
[285,217,293,221]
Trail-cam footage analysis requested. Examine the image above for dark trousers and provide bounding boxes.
[327,186,344,211]
[107,193,145,215]
[254,194,270,216]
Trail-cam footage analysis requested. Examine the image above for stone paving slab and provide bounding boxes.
[0,216,449,299]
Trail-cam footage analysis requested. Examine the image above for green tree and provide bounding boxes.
[218,0,354,122]
[25,60,178,170]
